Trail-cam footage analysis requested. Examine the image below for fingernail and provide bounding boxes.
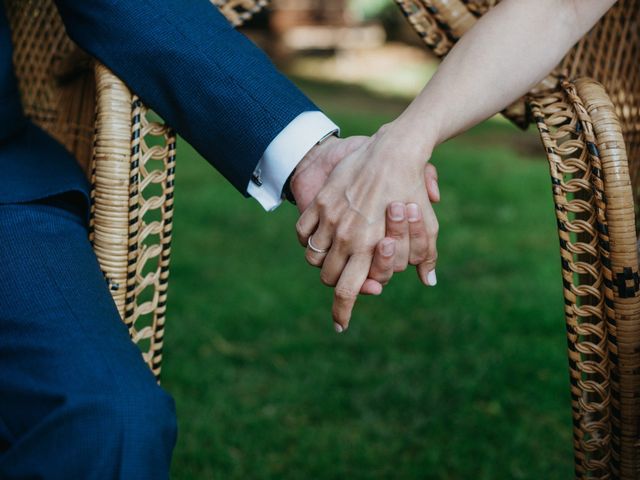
[407,203,420,222]
[430,179,440,201]
[382,239,395,257]
[427,270,437,286]
[390,203,404,221]
[334,322,344,333]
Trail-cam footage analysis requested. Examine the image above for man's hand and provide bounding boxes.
[290,135,369,213]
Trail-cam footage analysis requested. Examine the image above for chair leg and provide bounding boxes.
[530,78,640,480]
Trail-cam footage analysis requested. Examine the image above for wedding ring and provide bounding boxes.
[307,236,329,254]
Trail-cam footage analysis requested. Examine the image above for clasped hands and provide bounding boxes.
[290,125,439,333]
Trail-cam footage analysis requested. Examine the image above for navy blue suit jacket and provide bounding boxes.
[0,0,319,204]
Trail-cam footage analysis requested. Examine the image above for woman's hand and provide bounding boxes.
[296,124,439,331]
[291,135,440,301]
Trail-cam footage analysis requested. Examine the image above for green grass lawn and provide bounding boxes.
[163,79,573,479]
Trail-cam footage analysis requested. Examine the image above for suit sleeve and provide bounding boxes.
[53,0,320,196]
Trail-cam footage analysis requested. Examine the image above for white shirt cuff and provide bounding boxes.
[247,111,339,211]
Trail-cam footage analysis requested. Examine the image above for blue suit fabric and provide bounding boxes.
[0,0,319,476]
[0,195,177,478]
[1,0,319,204]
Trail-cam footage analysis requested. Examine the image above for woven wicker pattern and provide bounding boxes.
[5,0,267,379]
[394,1,640,478]
[531,81,611,479]
[89,65,133,318]
[211,0,269,26]
[5,0,95,173]
[394,0,469,57]
[559,1,640,233]
[530,78,640,479]
[125,98,176,378]
[87,67,177,379]
[461,0,499,17]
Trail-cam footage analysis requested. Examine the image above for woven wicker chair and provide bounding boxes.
[394,1,640,478]
[8,0,639,476]
[4,0,265,381]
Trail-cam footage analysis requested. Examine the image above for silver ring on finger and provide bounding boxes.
[307,235,329,254]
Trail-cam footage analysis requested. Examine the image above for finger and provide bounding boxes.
[386,203,409,272]
[406,203,429,266]
[296,206,320,247]
[360,279,383,296]
[417,260,438,287]
[360,237,396,294]
[305,222,334,268]
[332,254,372,332]
[416,204,439,287]
[367,238,396,286]
[424,163,440,204]
[319,242,349,287]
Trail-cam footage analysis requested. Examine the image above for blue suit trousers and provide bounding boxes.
[0,194,177,479]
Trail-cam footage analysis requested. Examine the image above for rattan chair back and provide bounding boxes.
[559,1,640,225]
[5,1,95,173]
[394,1,640,478]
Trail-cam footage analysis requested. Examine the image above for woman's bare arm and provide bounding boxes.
[399,0,617,154]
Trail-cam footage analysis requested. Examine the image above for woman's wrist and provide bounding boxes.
[373,117,436,167]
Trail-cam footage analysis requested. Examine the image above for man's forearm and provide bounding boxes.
[54,0,319,195]
[391,0,617,157]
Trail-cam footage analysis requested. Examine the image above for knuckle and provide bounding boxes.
[409,227,424,239]
[320,271,336,287]
[410,252,428,265]
[334,286,358,302]
[430,220,440,237]
[389,227,405,240]
[315,192,330,210]
[334,229,352,248]
[305,251,323,267]
[364,236,380,252]
[393,262,408,273]
[324,212,339,229]
[370,270,390,285]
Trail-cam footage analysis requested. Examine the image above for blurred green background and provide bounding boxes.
[162,77,573,478]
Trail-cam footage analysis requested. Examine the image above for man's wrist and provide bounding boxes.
[282,128,339,205]
[281,168,297,205]
[248,112,339,211]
